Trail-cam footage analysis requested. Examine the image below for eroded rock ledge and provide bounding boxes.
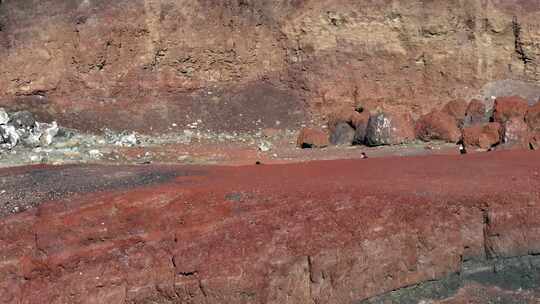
[1,151,540,303]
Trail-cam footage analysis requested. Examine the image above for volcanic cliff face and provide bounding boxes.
[1,0,540,132]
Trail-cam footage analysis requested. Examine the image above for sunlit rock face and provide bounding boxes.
[1,0,540,133]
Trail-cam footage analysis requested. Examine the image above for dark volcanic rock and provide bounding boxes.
[329,122,355,145]
[415,110,461,143]
[365,111,415,146]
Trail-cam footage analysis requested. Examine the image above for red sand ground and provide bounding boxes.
[0,150,539,303]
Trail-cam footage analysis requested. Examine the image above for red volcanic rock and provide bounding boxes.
[463,99,487,127]
[442,99,468,126]
[328,108,368,131]
[1,153,540,303]
[415,110,461,143]
[297,128,329,148]
[498,117,531,150]
[531,132,540,150]
[526,102,540,133]
[492,96,529,123]
[462,122,502,151]
[365,110,416,146]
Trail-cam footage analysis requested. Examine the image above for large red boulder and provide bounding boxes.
[327,107,370,145]
[328,109,363,132]
[492,96,529,123]
[462,122,502,151]
[365,110,415,146]
[415,110,461,143]
[498,117,531,150]
[442,99,468,126]
[463,99,487,127]
[297,128,329,148]
[526,102,540,133]
[531,132,540,150]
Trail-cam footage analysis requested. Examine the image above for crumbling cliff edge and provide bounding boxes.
[2,0,540,132]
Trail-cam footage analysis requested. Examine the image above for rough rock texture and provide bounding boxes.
[329,122,355,146]
[352,112,370,143]
[464,99,488,127]
[365,111,415,146]
[442,99,469,127]
[415,110,461,143]
[296,127,329,148]
[492,96,529,123]
[1,151,540,303]
[526,102,540,132]
[500,117,531,149]
[462,122,502,151]
[2,1,540,132]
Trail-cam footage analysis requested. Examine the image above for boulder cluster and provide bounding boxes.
[0,108,59,150]
[297,96,540,152]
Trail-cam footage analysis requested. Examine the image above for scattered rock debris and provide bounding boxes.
[0,108,58,150]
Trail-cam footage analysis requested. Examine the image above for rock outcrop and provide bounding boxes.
[1,151,540,303]
[415,110,461,143]
[1,1,540,132]
[296,127,329,148]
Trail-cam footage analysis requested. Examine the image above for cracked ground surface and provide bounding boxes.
[1,150,540,303]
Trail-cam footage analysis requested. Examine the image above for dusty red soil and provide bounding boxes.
[111,140,460,166]
[1,150,540,303]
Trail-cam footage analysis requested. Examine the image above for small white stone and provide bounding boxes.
[0,108,9,125]
[37,121,59,146]
[88,149,102,158]
[0,124,20,148]
[29,154,42,162]
[258,141,272,152]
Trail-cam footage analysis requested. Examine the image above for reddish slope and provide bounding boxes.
[1,151,540,303]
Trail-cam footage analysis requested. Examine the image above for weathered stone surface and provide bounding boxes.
[0,124,19,148]
[462,122,502,151]
[499,117,531,150]
[0,152,540,303]
[463,99,487,127]
[0,108,9,125]
[442,99,469,127]
[1,1,540,132]
[297,127,329,148]
[327,108,368,133]
[8,111,35,130]
[365,111,415,146]
[531,132,540,150]
[492,96,529,123]
[415,110,461,143]
[526,102,540,133]
[329,122,355,146]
